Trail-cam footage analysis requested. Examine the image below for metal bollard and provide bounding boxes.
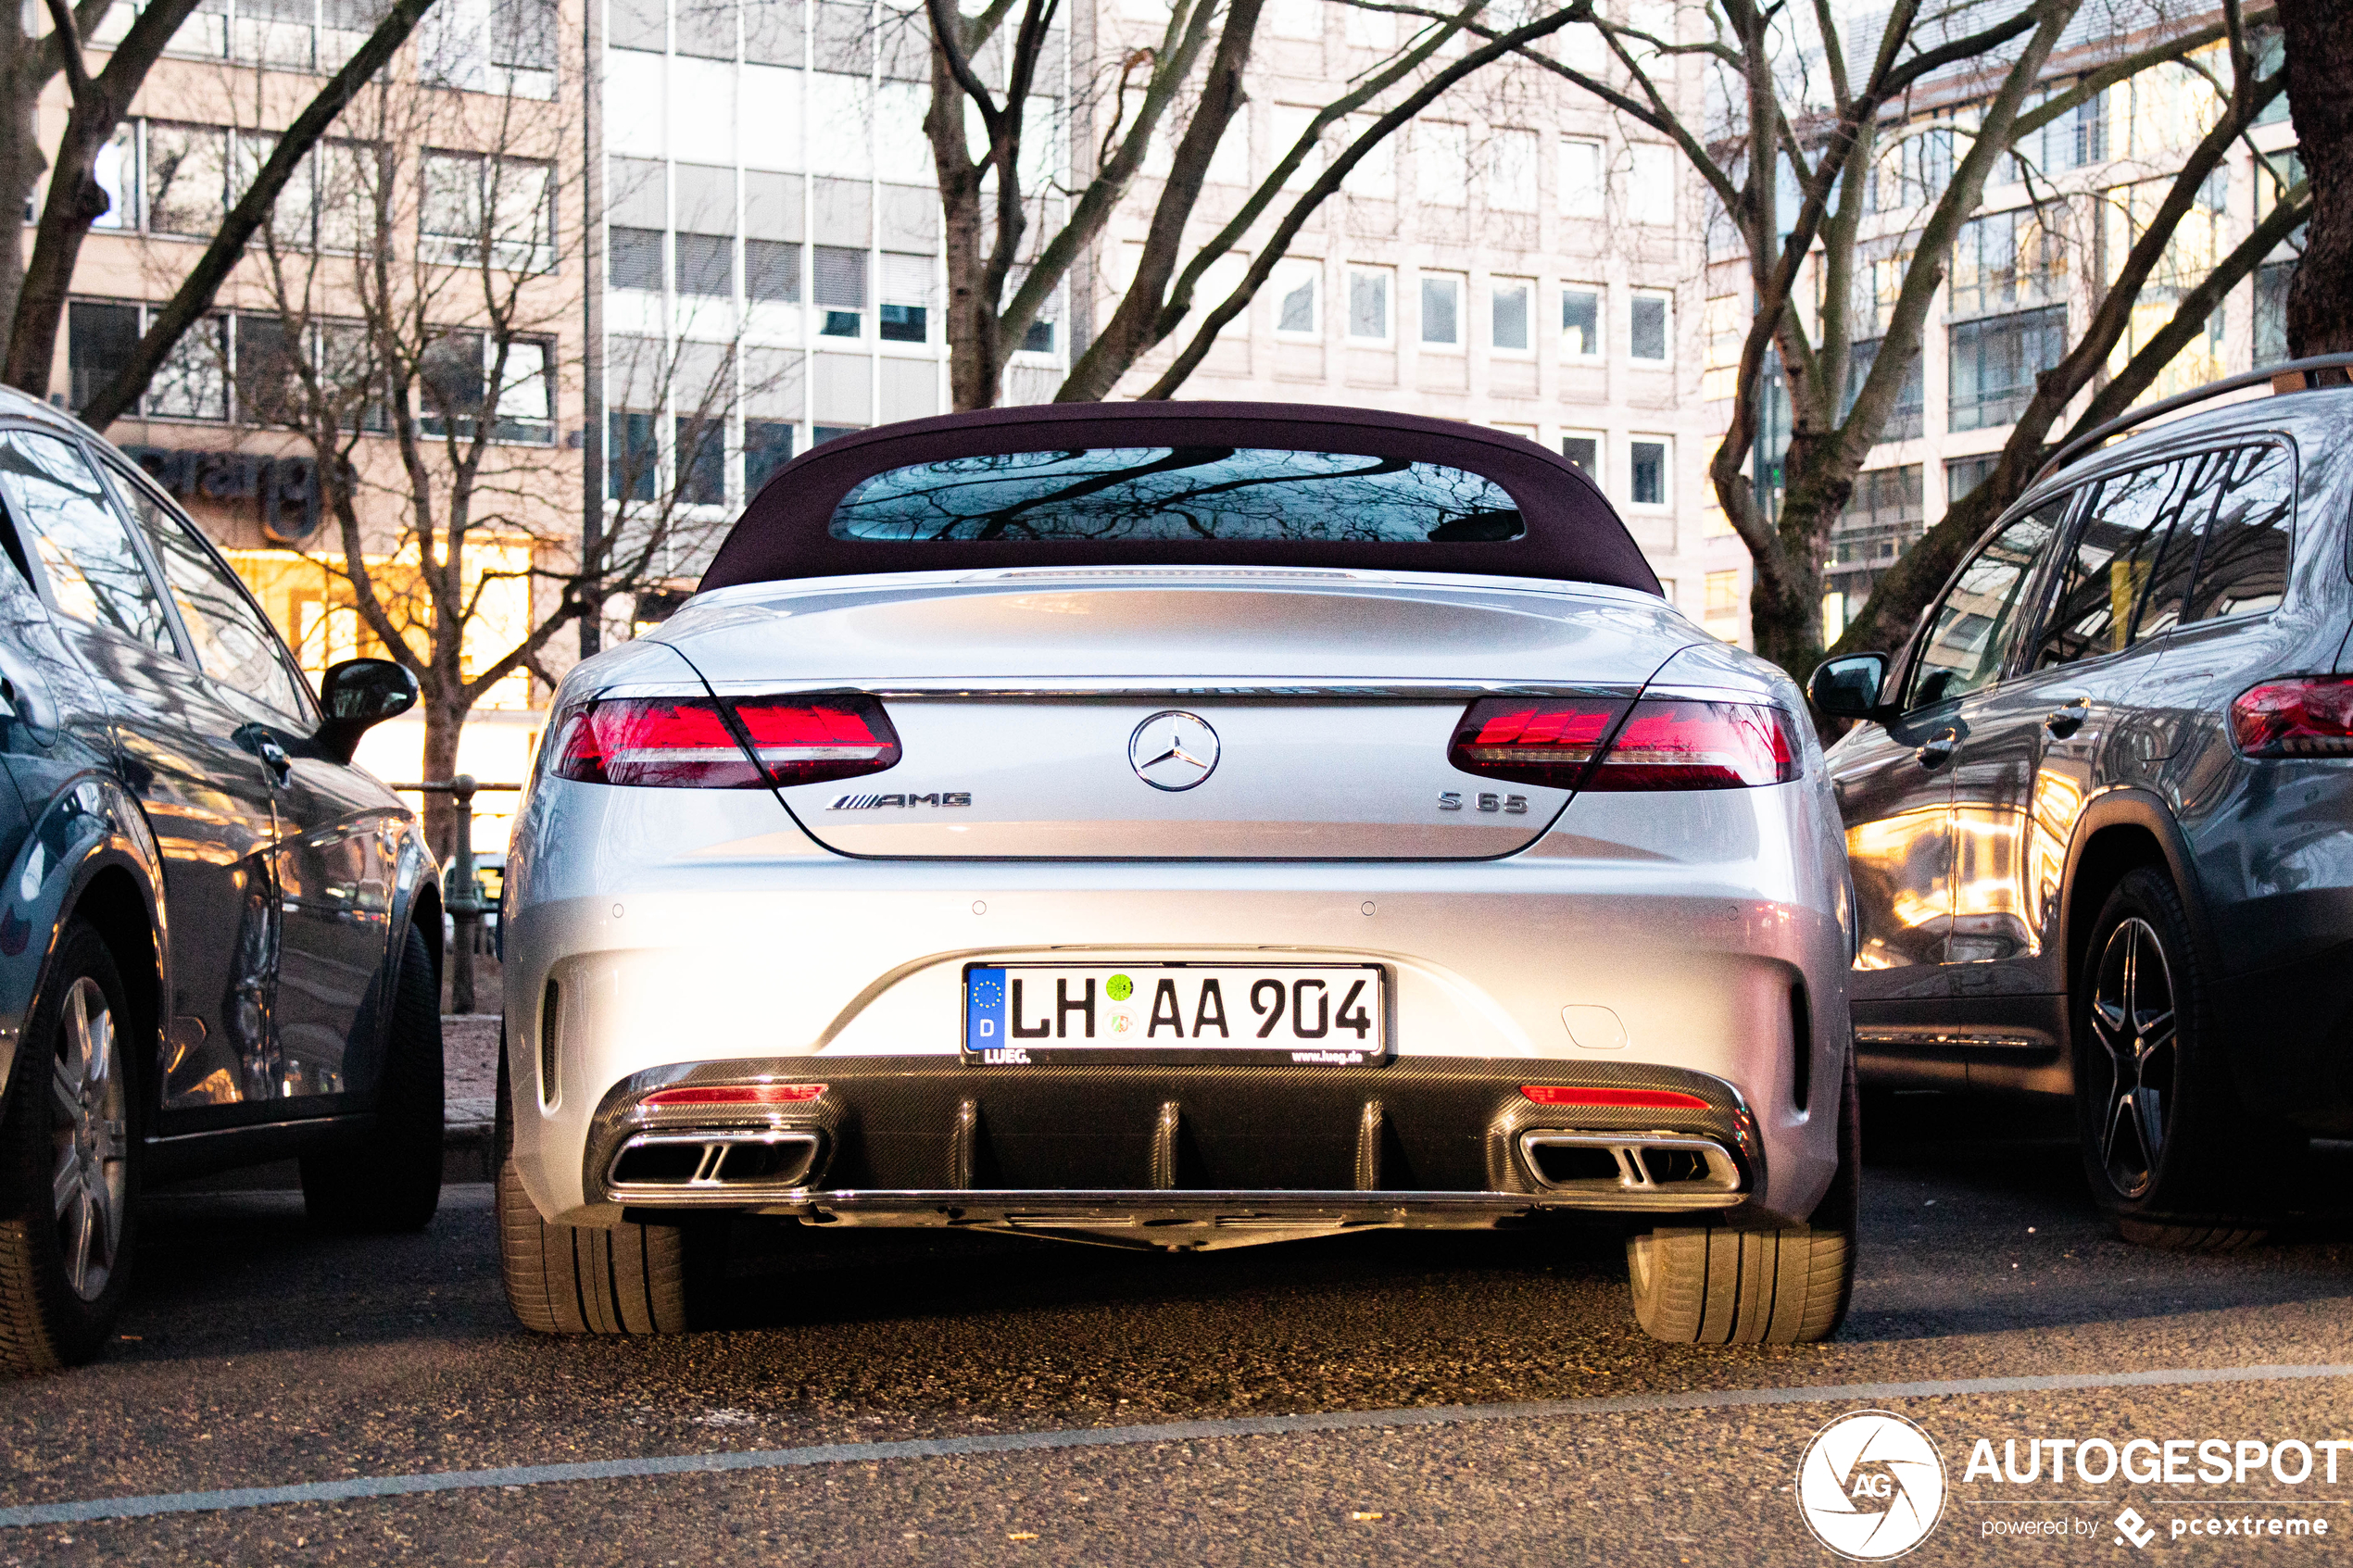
[447,773,482,1014]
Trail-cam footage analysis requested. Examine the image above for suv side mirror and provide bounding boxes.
[1809,653,1891,721]
[314,658,418,764]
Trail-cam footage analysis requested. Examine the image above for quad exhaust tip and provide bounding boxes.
[1516,1131,1743,1199]
[608,1129,823,1193]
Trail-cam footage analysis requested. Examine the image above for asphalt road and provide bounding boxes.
[5,1095,2353,1566]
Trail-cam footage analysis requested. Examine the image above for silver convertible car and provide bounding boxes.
[497,404,1858,1345]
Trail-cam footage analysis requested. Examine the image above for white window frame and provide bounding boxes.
[1271,256,1322,338]
[1629,287,1674,363]
[1628,434,1673,510]
[1560,429,1603,487]
[1490,276,1534,355]
[1347,264,1393,344]
[1560,136,1604,219]
[1418,272,1464,349]
[1560,282,1604,360]
[1628,143,1676,225]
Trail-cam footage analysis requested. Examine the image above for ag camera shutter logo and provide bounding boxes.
[1796,1410,1948,1560]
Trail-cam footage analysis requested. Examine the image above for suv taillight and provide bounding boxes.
[552,695,900,787]
[2231,676,2353,757]
[1449,696,1799,792]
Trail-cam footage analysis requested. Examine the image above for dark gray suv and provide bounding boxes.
[0,387,440,1372]
[1811,360,2353,1248]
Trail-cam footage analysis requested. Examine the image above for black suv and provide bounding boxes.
[0,388,437,1371]
[1813,358,2353,1248]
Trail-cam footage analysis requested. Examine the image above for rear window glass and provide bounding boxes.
[826,447,1525,544]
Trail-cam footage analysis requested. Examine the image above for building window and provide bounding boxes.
[814,245,867,337]
[812,424,862,444]
[608,409,658,501]
[1629,437,1669,507]
[1561,286,1602,358]
[1348,266,1391,342]
[1560,137,1603,219]
[1704,569,1739,620]
[1628,144,1674,225]
[747,240,801,304]
[881,252,934,344]
[420,149,555,271]
[1488,127,1538,213]
[1945,455,1999,506]
[879,306,926,344]
[148,316,230,421]
[674,416,725,505]
[145,121,230,239]
[419,332,555,443]
[1491,279,1530,352]
[610,226,664,292]
[1629,289,1670,361]
[1273,257,1319,335]
[1419,274,1460,346]
[1561,433,1599,481]
[674,232,734,298]
[745,419,795,494]
[1827,465,1924,616]
[1951,206,2065,320]
[1949,306,2067,433]
[1844,338,1925,441]
[68,302,138,412]
[1021,319,1055,352]
[2258,258,2296,367]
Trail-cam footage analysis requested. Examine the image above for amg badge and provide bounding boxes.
[828,791,972,809]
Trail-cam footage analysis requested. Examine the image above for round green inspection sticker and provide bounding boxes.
[1107,974,1133,1001]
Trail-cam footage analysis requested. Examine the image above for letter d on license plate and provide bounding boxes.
[963,963,1386,1066]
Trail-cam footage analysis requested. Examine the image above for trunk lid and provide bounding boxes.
[657,571,1694,859]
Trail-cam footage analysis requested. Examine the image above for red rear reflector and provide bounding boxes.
[1520,1085,1712,1110]
[1447,697,1631,788]
[552,695,898,788]
[2231,676,2353,757]
[642,1083,827,1107]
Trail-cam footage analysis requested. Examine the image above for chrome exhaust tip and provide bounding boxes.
[1516,1131,1743,1206]
[606,1129,824,1195]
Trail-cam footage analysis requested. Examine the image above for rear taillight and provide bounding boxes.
[1449,696,1798,792]
[2231,676,2353,757]
[551,695,898,787]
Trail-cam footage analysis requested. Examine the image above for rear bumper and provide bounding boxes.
[585,1056,1774,1241]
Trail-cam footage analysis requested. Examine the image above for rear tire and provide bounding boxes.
[2071,869,2291,1251]
[302,923,443,1233]
[495,1035,696,1335]
[0,922,139,1374]
[1626,1049,1857,1346]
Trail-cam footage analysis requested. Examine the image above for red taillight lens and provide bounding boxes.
[2231,676,2353,757]
[1585,699,1800,790]
[642,1083,826,1107]
[551,696,898,787]
[1520,1085,1712,1110]
[1447,697,1631,788]
[1449,696,1798,792]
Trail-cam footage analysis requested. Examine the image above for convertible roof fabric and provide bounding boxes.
[698,401,1662,595]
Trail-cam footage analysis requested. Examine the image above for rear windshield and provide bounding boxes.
[827,446,1525,544]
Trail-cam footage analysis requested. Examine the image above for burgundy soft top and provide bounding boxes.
[698,401,1661,595]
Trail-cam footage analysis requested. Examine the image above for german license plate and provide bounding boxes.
[963,963,1386,1066]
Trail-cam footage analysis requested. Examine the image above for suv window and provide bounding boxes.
[105,462,314,722]
[2032,458,2185,671]
[1906,494,2070,709]
[0,430,173,652]
[2182,442,2293,623]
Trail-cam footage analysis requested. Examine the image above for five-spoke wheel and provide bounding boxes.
[47,976,125,1301]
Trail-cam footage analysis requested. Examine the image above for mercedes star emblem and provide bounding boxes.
[1128,710,1220,791]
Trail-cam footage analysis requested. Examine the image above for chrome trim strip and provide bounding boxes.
[697,679,1644,701]
[610,1185,1737,1216]
[1516,1131,1744,1206]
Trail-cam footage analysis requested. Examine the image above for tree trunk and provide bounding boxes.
[420,693,461,861]
[0,44,43,345]
[2281,0,2353,355]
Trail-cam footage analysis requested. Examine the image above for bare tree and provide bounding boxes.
[4,0,441,408]
[922,0,1594,409]
[1395,0,2293,677]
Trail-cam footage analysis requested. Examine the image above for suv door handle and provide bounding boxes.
[1915,727,1958,770]
[235,724,292,784]
[2044,697,2090,737]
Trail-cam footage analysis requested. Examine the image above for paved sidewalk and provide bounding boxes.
[444,1012,500,1181]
